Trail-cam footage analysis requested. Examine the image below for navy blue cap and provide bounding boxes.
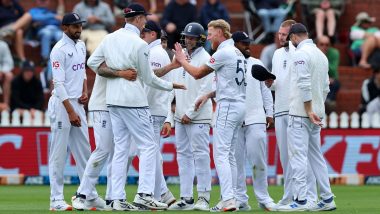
[232,31,253,43]
[143,20,161,33]
[287,23,308,40]
[124,3,150,18]
[62,12,86,25]
[251,64,276,81]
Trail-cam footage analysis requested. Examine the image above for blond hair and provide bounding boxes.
[208,19,232,39]
[280,19,296,28]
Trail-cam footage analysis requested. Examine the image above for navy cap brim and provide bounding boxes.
[251,64,276,81]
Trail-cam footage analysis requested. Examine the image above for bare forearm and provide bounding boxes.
[62,99,74,114]
[82,79,87,94]
[154,63,176,77]
[304,101,313,114]
[97,66,119,78]
[207,91,216,99]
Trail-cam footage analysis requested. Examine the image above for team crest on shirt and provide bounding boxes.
[52,61,60,69]
[102,120,106,128]
[283,60,287,69]
[209,57,215,64]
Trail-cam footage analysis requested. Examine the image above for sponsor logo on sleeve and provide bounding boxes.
[209,57,215,64]
[294,60,305,66]
[52,61,60,69]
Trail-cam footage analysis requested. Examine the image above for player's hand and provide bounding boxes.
[173,83,186,90]
[69,111,81,127]
[181,114,191,124]
[166,22,176,33]
[117,69,137,81]
[307,111,323,127]
[266,117,274,129]
[171,56,181,69]
[265,79,274,88]
[161,122,172,138]
[194,95,209,111]
[174,43,187,64]
[78,92,88,104]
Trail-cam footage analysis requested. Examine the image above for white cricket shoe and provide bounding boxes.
[84,197,107,211]
[113,199,138,211]
[210,200,223,212]
[194,196,210,211]
[133,194,168,210]
[259,201,277,211]
[50,199,73,211]
[236,201,251,211]
[223,198,237,212]
[71,195,85,210]
[309,199,337,211]
[160,190,176,206]
[276,201,309,212]
[168,198,194,210]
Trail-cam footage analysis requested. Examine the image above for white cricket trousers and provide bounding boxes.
[235,124,274,204]
[48,97,91,201]
[275,115,317,203]
[174,122,212,198]
[214,101,245,201]
[152,116,169,200]
[287,116,334,201]
[108,107,158,199]
[77,111,114,200]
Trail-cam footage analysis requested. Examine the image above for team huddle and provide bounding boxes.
[47,3,337,212]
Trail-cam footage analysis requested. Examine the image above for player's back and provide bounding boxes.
[96,28,150,107]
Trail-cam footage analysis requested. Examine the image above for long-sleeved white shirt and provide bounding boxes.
[88,74,107,111]
[50,33,86,102]
[165,47,213,125]
[271,43,295,117]
[244,57,273,125]
[87,23,173,107]
[145,39,172,117]
[289,39,330,118]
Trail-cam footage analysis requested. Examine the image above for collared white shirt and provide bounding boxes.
[50,32,86,101]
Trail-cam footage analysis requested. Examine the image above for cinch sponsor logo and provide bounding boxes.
[294,60,305,66]
[151,62,162,68]
[72,63,85,71]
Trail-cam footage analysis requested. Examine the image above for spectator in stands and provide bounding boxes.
[360,68,380,114]
[317,35,340,113]
[302,0,345,42]
[7,0,64,65]
[0,40,14,111]
[350,12,380,69]
[260,32,280,71]
[253,0,289,34]
[0,0,27,64]
[10,61,44,117]
[199,0,230,52]
[73,0,115,55]
[161,0,197,48]
[113,0,158,16]
[165,0,196,6]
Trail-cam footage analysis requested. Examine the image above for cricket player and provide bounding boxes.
[266,20,318,207]
[140,20,176,205]
[173,19,246,212]
[48,12,91,211]
[71,67,137,210]
[276,23,336,211]
[231,31,277,212]
[160,22,213,211]
[86,3,184,211]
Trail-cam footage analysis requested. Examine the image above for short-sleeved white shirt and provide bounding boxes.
[50,33,86,99]
[206,39,247,102]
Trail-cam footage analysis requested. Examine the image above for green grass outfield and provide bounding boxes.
[0,185,379,213]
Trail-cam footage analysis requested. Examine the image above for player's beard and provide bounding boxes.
[69,32,81,41]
